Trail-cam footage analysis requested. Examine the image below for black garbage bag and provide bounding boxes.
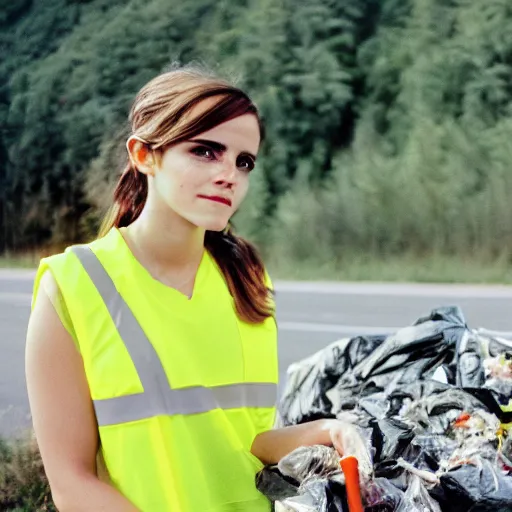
[278,307,467,427]
[456,331,485,388]
[434,461,512,512]
[277,335,387,427]
[407,435,458,471]
[255,466,299,502]
[357,306,463,382]
[263,306,512,511]
[370,418,415,463]
[328,307,464,415]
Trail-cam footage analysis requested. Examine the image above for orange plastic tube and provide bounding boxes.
[340,456,364,512]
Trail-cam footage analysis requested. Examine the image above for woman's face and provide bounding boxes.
[149,112,261,232]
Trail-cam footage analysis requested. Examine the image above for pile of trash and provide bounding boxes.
[256,307,512,511]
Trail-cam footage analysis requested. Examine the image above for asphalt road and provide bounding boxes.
[1,269,512,437]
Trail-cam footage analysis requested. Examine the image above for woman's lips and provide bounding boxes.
[197,195,232,207]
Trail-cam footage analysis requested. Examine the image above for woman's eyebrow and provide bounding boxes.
[190,138,257,161]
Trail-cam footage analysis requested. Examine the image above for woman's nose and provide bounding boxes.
[214,162,237,186]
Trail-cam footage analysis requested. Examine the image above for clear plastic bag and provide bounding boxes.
[275,478,347,512]
[275,495,317,512]
[270,422,373,512]
[277,445,341,484]
[396,475,441,512]
[258,470,342,512]
[276,420,374,486]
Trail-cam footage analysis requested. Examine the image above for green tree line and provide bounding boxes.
[1,0,512,268]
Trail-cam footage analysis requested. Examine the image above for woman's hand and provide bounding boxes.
[320,419,364,457]
[320,419,373,479]
[251,418,372,474]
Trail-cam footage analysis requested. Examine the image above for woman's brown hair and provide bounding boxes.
[100,66,273,323]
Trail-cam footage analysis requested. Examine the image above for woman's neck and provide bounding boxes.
[121,205,205,283]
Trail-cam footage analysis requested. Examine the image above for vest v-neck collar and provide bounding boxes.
[111,227,210,302]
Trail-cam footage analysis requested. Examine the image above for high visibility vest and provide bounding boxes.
[34,228,278,511]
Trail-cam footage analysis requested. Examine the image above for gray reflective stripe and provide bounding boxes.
[70,246,170,398]
[94,382,277,426]
[70,245,277,427]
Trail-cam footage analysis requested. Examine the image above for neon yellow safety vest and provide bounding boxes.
[34,228,278,511]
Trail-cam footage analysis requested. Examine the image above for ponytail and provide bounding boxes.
[205,227,274,324]
[99,161,147,237]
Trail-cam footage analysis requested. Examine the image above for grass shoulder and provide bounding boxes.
[268,252,512,285]
[2,250,512,285]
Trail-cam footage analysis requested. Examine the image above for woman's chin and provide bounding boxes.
[205,223,229,233]
[195,217,230,233]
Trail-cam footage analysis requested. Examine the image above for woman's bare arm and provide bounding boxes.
[250,419,334,465]
[26,271,139,512]
[251,418,366,466]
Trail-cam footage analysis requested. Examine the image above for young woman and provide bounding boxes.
[26,67,354,511]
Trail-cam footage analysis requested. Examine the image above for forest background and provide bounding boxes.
[2,0,512,282]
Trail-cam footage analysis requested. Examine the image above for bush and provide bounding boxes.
[267,115,512,267]
[0,434,55,512]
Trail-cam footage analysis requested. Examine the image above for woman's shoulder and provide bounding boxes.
[33,268,79,349]
[31,231,117,333]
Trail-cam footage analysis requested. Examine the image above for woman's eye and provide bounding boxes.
[191,146,216,159]
[238,156,255,172]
